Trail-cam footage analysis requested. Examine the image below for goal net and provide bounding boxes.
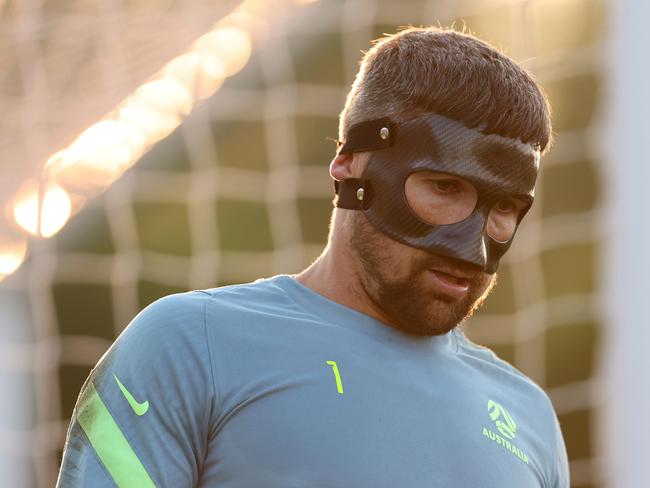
[0,0,604,486]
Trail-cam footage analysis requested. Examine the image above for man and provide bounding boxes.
[57,27,569,487]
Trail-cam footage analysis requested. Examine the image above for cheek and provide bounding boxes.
[379,241,415,274]
[363,220,418,265]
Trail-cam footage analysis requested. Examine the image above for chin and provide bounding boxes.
[382,278,496,337]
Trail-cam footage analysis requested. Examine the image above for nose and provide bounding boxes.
[428,212,488,270]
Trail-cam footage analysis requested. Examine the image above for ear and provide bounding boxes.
[329,153,354,182]
[329,152,368,181]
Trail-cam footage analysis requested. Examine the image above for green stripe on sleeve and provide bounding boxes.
[77,381,156,488]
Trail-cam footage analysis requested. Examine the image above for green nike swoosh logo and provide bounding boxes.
[113,374,149,416]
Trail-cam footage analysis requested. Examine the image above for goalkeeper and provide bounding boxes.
[57,26,570,487]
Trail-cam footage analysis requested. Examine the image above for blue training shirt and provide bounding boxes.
[57,275,570,487]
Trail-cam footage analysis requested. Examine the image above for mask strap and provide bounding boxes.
[333,118,393,209]
[333,178,367,209]
[337,118,393,154]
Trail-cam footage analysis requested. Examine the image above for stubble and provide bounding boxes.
[348,213,496,336]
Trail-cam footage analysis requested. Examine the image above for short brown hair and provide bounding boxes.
[339,27,552,152]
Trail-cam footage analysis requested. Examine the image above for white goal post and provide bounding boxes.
[601,0,650,487]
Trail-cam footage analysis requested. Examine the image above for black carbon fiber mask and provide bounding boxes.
[335,114,541,274]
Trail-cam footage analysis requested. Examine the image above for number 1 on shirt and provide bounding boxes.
[326,360,344,394]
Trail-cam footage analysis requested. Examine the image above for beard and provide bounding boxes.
[348,213,496,336]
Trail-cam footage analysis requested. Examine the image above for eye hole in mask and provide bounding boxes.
[405,171,477,225]
[486,196,529,243]
[404,171,529,243]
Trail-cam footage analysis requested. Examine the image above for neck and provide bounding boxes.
[295,223,397,328]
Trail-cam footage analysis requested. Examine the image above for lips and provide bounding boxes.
[434,270,470,286]
[426,266,476,299]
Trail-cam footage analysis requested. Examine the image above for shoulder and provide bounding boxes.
[199,275,290,301]
[196,275,299,316]
[453,329,568,484]
[119,290,209,344]
[455,328,535,384]
[113,275,298,357]
[123,276,288,336]
[453,328,556,411]
[101,291,213,378]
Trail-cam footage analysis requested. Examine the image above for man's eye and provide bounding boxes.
[433,179,460,193]
[494,199,517,214]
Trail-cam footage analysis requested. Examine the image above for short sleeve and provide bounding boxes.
[56,291,216,488]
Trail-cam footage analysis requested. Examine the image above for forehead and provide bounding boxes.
[404,115,540,193]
